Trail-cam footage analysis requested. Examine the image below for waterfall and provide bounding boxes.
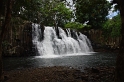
[32,24,93,57]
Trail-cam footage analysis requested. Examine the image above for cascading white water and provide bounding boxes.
[32,24,93,57]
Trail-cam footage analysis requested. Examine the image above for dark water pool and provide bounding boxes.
[3,52,117,71]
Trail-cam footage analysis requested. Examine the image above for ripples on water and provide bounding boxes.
[3,52,116,71]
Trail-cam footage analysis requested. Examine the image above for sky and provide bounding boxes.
[107,0,118,18]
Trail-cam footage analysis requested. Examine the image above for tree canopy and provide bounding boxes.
[75,0,111,29]
[103,14,121,37]
[0,0,73,28]
[15,0,73,27]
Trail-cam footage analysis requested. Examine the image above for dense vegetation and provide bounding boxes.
[103,14,121,37]
[76,0,111,29]
[0,0,73,28]
[1,0,118,31]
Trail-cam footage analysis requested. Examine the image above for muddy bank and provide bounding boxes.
[2,66,115,82]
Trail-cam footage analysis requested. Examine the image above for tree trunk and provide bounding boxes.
[0,0,13,81]
[116,0,124,82]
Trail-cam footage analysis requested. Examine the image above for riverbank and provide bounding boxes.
[2,66,115,82]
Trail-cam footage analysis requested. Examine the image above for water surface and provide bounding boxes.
[3,52,116,71]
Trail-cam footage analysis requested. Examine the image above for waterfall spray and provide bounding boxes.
[32,24,93,57]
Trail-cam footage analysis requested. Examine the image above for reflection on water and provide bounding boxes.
[3,52,117,71]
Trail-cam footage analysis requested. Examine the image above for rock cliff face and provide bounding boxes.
[2,22,35,57]
[81,29,120,51]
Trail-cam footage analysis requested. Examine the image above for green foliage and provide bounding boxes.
[12,0,41,21]
[64,22,91,30]
[54,2,73,21]
[2,0,73,27]
[76,0,111,29]
[65,22,83,29]
[39,0,73,27]
[103,14,121,37]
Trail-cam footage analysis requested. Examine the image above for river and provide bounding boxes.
[3,52,117,71]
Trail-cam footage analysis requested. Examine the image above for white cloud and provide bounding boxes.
[107,3,119,18]
[107,0,112,2]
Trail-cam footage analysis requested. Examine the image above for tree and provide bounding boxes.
[64,22,91,30]
[0,0,13,81]
[53,2,73,27]
[37,0,73,27]
[103,14,121,37]
[65,22,84,29]
[76,0,111,29]
[12,0,42,22]
[2,0,73,27]
[112,0,124,82]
